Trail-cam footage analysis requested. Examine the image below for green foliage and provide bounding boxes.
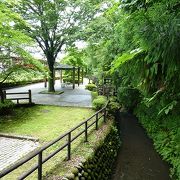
[0,1,45,88]
[117,87,141,111]
[91,91,98,101]
[15,0,106,91]
[110,49,144,74]
[107,96,121,115]
[77,0,180,179]
[135,103,180,179]
[85,83,97,91]
[0,1,33,55]
[92,96,107,110]
[61,48,86,68]
[158,101,178,116]
[63,77,79,84]
[0,100,14,115]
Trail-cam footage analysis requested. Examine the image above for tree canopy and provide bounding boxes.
[0,0,44,102]
[14,0,109,91]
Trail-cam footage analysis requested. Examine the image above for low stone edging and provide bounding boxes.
[0,133,39,142]
[64,124,121,180]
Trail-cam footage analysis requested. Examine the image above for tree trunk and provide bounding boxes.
[48,68,55,92]
[47,55,55,92]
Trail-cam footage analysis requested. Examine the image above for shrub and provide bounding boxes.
[85,83,97,91]
[92,96,107,110]
[63,77,79,84]
[0,100,15,115]
[107,96,121,114]
[91,91,98,101]
[117,86,141,111]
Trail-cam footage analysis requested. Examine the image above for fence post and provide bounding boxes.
[67,132,71,160]
[96,113,98,130]
[28,90,32,104]
[38,152,42,180]
[44,78,47,88]
[85,121,88,142]
[104,108,106,123]
[1,90,5,103]
[3,90,6,99]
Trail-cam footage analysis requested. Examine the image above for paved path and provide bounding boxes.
[111,112,170,180]
[5,79,92,107]
[0,137,38,172]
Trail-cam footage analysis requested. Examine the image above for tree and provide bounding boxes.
[16,0,106,92]
[82,2,121,77]
[0,1,44,102]
[62,47,86,67]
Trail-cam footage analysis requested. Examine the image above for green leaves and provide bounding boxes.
[158,101,178,116]
[135,103,180,179]
[110,49,143,74]
[0,1,45,85]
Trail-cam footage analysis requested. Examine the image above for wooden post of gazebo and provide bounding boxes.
[78,67,80,87]
[60,70,63,83]
[82,68,84,84]
[73,67,75,89]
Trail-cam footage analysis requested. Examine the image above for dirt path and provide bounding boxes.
[111,112,170,180]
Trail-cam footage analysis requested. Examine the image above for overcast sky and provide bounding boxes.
[30,41,87,62]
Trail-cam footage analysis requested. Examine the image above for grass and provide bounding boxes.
[0,105,111,179]
[0,105,94,143]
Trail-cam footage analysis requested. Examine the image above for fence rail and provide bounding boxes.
[0,103,108,180]
[3,90,32,104]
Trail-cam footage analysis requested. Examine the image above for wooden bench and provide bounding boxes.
[3,90,32,104]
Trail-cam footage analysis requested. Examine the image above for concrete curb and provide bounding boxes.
[0,133,39,142]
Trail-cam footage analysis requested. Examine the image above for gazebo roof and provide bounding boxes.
[54,64,78,70]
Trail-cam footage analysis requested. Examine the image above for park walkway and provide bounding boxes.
[112,112,170,180]
[5,79,92,107]
[0,137,38,172]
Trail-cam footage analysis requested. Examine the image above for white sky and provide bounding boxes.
[30,40,87,61]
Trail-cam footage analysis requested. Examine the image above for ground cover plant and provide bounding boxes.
[0,105,112,179]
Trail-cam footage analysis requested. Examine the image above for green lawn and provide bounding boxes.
[0,105,111,179]
[0,105,94,143]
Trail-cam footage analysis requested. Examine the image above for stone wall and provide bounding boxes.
[64,124,121,180]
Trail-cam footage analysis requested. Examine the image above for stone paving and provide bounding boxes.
[5,78,92,107]
[0,137,39,172]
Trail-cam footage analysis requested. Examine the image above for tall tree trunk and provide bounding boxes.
[48,68,55,92]
[47,55,55,92]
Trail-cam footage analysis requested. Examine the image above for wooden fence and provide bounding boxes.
[3,90,32,104]
[0,104,108,180]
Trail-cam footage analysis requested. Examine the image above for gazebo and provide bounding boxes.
[54,64,84,89]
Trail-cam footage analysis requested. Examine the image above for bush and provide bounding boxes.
[117,86,141,111]
[0,100,15,115]
[107,96,121,114]
[85,83,97,91]
[91,91,98,101]
[92,96,107,110]
[63,77,79,84]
